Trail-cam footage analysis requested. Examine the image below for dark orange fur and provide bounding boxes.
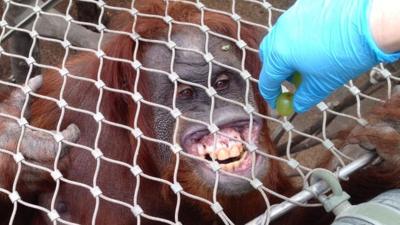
[24,1,292,224]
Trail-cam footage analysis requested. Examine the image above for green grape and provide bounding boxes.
[290,72,302,89]
[276,92,294,116]
[275,72,302,117]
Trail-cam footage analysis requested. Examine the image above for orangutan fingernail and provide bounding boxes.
[221,44,231,51]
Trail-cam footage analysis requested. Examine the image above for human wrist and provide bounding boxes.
[369,0,400,53]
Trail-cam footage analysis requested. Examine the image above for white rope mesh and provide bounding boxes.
[0,0,399,225]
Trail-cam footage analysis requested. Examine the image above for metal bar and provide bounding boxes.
[246,152,377,225]
[0,0,63,43]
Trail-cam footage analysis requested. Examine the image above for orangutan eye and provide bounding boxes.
[177,84,194,99]
[214,74,230,91]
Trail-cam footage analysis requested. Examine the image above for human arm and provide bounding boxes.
[258,0,400,113]
[370,0,400,53]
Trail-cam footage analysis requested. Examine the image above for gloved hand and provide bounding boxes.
[258,0,400,113]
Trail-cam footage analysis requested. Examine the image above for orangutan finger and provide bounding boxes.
[27,75,43,92]
[20,124,80,163]
[347,122,400,163]
[1,76,43,115]
[60,124,80,148]
[348,123,393,139]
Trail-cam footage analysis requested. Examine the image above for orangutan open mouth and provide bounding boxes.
[183,121,261,173]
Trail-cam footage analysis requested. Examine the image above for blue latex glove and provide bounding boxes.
[258,0,400,113]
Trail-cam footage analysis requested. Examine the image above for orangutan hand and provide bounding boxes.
[0,76,80,190]
[347,86,400,166]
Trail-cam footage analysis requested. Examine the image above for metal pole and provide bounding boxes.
[246,152,377,225]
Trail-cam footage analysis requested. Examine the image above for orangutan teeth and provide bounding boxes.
[217,149,229,161]
[197,144,206,156]
[232,161,241,169]
[188,126,260,172]
[190,127,256,171]
[222,163,234,172]
[198,142,250,171]
[205,145,214,154]
[201,143,244,159]
[218,151,249,172]
[210,151,219,160]
[230,145,241,158]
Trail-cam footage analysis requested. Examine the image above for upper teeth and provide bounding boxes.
[197,144,206,155]
[197,143,244,159]
[191,127,255,172]
[196,141,247,172]
[216,149,227,160]
[230,145,240,157]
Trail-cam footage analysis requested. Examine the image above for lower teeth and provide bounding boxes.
[219,152,248,172]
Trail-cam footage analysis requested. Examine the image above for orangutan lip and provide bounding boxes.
[182,120,261,173]
[183,120,260,144]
